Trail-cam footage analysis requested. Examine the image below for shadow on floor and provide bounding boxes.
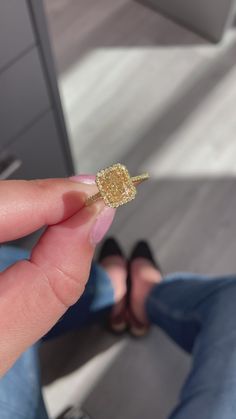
[80,328,190,419]
[110,176,236,275]
[40,324,120,385]
[45,0,206,74]
[41,324,190,419]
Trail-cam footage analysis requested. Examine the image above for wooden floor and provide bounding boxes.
[42,0,236,418]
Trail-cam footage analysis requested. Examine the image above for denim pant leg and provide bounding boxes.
[146,273,236,419]
[0,247,114,419]
[0,344,48,419]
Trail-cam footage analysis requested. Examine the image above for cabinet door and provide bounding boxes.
[0,0,35,71]
[1,111,70,180]
[0,48,50,149]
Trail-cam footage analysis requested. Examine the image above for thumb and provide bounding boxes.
[0,193,115,375]
[31,199,115,307]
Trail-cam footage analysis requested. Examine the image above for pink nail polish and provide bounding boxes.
[69,174,96,184]
[90,207,116,246]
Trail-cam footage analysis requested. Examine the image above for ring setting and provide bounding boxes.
[85,163,149,208]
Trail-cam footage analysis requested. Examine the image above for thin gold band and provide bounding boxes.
[85,173,149,206]
[85,192,101,206]
[131,173,149,185]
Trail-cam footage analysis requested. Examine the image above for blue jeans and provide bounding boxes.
[1,247,236,419]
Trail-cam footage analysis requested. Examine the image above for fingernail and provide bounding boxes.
[70,174,116,245]
[90,206,116,246]
[69,174,96,184]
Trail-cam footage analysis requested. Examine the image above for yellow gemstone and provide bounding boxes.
[96,163,137,208]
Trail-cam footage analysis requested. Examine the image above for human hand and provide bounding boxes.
[0,176,115,376]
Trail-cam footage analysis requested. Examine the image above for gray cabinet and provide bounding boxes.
[6,111,69,180]
[0,0,73,180]
[0,1,74,248]
[0,0,35,71]
[0,49,50,148]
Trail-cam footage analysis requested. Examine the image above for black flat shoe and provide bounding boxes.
[128,240,162,337]
[98,237,128,334]
[129,240,161,271]
[98,237,124,262]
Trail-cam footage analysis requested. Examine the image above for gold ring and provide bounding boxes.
[85,163,149,208]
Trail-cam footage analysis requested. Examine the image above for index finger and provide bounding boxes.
[0,177,97,243]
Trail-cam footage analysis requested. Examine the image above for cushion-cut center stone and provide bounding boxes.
[96,164,136,208]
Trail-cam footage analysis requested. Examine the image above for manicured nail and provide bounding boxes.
[69,174,116,245]
[69,174,96,184]
[90,206,116,246]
